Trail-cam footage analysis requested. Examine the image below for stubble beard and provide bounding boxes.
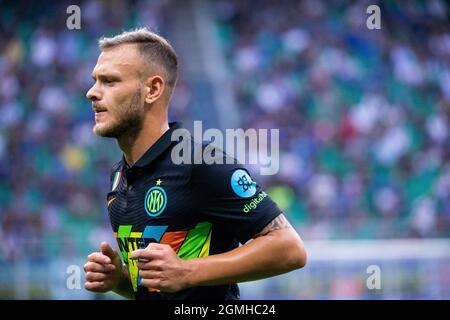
[93,87,144,139]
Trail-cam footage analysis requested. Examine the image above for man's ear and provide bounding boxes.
[144,75,165,104]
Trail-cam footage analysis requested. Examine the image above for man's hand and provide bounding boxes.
[130,243,192,293]
[84,242,123,293]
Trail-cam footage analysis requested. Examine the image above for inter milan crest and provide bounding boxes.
[144,180,167,217]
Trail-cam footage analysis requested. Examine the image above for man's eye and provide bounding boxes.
[104,79,117,85]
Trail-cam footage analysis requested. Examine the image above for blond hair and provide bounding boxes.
[99,27,178,89]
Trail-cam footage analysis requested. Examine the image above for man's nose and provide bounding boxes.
[86,84,101,101]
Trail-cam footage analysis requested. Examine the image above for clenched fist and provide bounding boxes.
[84,242,123,293]
[130,243,193,293]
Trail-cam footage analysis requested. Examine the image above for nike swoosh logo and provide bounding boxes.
[107,197,116,207]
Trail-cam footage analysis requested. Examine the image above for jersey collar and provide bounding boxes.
[121,121,182,170]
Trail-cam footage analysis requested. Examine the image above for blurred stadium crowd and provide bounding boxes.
[214,0,450,242]
[0,0,449,278]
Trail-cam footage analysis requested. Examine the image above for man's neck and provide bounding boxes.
[118,120,169,167]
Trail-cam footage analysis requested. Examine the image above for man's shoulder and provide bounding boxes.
[185,140,256,190]
[190,139,239,168]
[169,126,239,169]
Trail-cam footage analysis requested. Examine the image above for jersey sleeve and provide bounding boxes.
[192,158,282,244]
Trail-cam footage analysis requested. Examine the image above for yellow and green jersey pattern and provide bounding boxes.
[114,222,212,292]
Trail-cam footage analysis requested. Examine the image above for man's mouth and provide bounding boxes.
[93,106,108,121]
[93,105,108,114]
[93,107,107,113]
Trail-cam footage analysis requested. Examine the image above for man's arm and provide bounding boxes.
[130,213,307,292]
[185,213,306,286]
